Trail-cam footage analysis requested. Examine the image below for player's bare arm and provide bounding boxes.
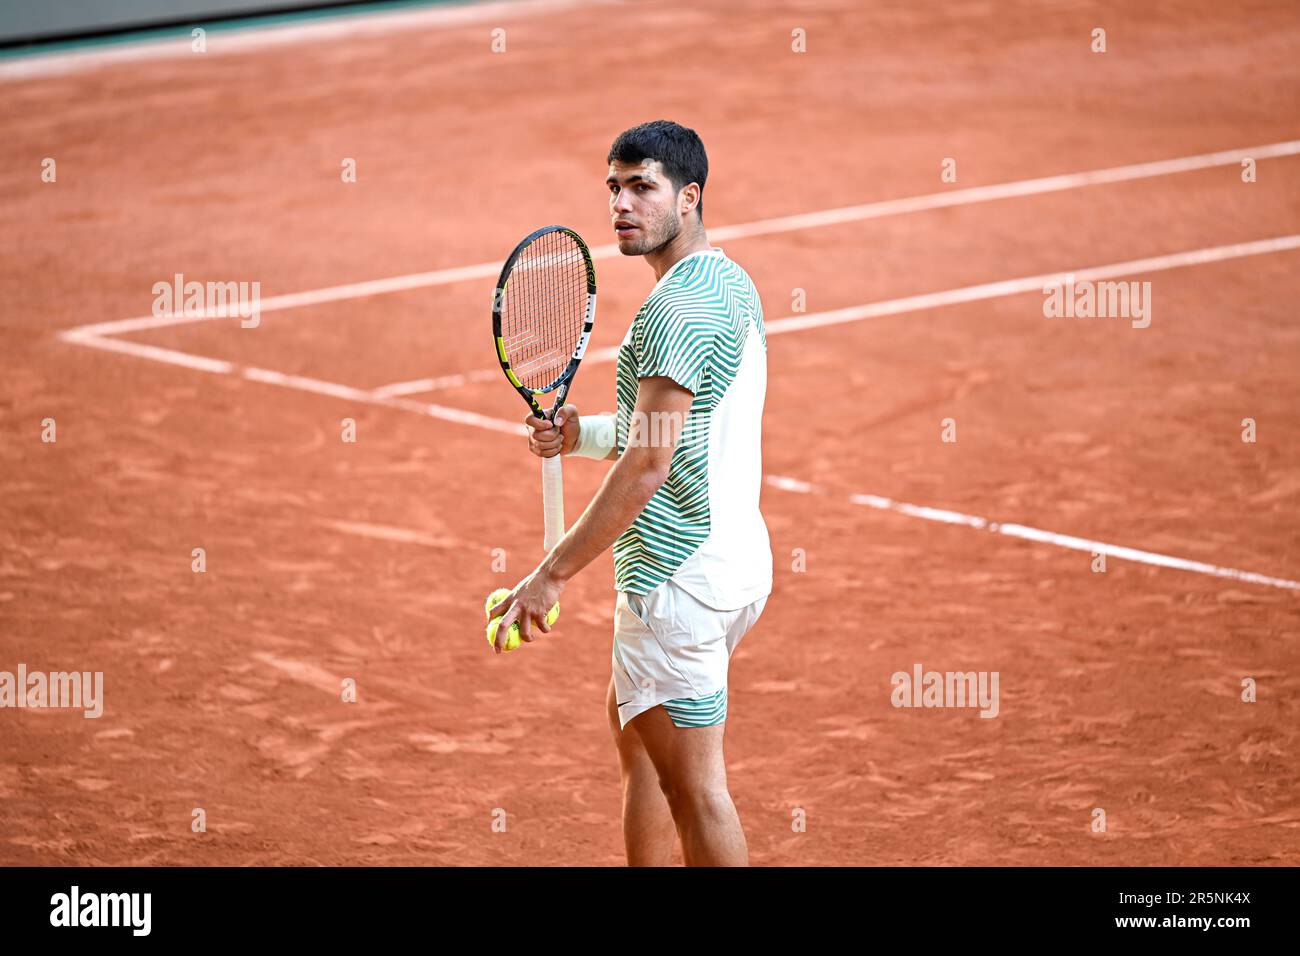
[490,376,693,651]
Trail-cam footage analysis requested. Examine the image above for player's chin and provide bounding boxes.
[615,232,650,255]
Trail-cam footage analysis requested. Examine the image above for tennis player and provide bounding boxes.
[493,120,772,866]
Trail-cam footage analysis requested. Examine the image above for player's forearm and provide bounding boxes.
[538,456,664,583]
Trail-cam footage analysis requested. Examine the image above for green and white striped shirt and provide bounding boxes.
[613,247,773,610]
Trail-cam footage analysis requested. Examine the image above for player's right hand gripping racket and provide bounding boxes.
[492,226,597,552]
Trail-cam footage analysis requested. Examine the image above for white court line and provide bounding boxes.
[373,234,1300,394]
[61,329,235,374]
[62,331,522,435]
[707,140,1300,243]
[853,489,1300,591]
[59,253,1300,592]
[317,518,457,549]
[369,369,500,398]
[59,137,1300,342]
[764,478,1300,591]
[61,233,1300,417]
[50,145,1300,590]
[763,234,1300,336]
[61,233,1300,424]
[759,476,1300,590]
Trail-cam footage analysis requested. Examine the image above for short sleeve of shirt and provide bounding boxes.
[635,300,715,395]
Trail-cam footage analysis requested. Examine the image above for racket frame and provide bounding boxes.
[491,224,596,422]
[491,225,597,552]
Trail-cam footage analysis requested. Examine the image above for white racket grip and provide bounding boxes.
[542,453,565,551]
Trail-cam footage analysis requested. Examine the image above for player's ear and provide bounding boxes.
[679,183,700,217]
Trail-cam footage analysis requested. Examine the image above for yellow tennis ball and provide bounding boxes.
[484,587,512,618]
[485,587,559,653]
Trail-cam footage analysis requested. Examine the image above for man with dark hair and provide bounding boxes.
[606,118,710,220]
[500,120,772,865]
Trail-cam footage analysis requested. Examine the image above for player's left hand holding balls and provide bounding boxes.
[485,568,565,655]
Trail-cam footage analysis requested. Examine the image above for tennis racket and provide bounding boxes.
[492,225,597,552]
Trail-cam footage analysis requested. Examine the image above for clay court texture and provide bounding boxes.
[1,0,1297,865]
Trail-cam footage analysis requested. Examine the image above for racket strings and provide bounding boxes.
[500,231,588,392]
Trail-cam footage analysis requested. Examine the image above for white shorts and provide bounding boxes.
[611,577,768,730]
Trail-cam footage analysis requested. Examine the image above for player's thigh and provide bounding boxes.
[606,673,625,739]
[608,675,652,762]
[627,703,728,796]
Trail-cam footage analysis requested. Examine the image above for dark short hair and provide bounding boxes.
[607,120,708,220]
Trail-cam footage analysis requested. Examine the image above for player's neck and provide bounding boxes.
[646,225,711,282]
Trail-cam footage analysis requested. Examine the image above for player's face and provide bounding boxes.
[607,159,683,256]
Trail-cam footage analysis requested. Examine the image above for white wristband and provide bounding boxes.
[570,412,617,460]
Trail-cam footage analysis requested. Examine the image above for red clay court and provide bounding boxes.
[1,0,1298,865]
